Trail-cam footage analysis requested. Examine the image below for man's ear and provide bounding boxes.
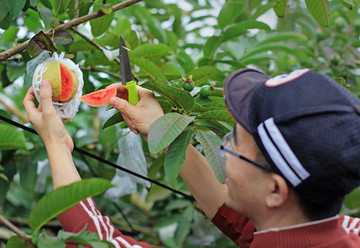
[265,174,289,208]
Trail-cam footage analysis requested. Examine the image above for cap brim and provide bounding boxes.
[224,68,270,133]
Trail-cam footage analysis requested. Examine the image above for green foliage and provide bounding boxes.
[29,178,113,233]
[1,0,360,247]
[0,123,26,150]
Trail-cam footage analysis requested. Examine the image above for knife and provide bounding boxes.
[119,36,139,106]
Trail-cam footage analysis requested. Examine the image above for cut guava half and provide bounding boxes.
[80,86,117,107]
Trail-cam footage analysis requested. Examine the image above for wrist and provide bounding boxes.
[45,142,72,155]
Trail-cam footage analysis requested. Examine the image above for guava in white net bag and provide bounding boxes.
[32,52,83,121]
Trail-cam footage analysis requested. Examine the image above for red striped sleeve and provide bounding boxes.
[58,197,152,248]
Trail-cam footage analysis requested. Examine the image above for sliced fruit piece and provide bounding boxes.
[80,87,117,107]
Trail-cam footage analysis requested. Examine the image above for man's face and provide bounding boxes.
[224,124,269,217]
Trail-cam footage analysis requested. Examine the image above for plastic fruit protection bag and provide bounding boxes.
[29,51,84,121]
[105,128,150,200]
[117,128,150,187]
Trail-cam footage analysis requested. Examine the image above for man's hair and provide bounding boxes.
[297,194,344,221]
[255,150,344,221]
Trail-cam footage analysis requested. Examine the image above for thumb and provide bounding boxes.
[39,80,54,114]
[109,97,137,117]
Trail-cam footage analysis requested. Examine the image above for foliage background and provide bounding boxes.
[0,0,360,247]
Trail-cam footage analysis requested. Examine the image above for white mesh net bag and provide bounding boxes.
[32,52,83,121]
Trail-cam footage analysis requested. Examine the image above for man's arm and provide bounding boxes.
[23,81,152,247]
[180,145,227,219]
[23,80,81,189]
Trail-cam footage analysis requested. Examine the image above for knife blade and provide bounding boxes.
[119,36,139,106]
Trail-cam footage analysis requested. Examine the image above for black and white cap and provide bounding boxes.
[224,68,360,205]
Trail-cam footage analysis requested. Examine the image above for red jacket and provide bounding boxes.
[58,197,152,248]
[211,203,360,247]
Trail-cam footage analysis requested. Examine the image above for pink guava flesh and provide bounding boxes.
[60,63,74,101]
[80,87,117,107]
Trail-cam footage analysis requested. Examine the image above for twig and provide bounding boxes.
[0,0,143,61]
[0,215,34,246]
[80,66,122,80]
[74,0,79,19]
[70,27,121,66]
[0,98,28,123]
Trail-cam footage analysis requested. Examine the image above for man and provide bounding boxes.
[24,68,360,247]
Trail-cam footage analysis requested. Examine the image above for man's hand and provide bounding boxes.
[107,83,164,141]
[23,80,73,151]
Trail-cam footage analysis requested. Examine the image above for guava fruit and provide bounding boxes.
[199,85,212,98]
[80,86,117,107]
[42,61,78,102]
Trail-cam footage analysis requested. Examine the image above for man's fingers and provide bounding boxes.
[39,80,54,115]
[109,97,136,116]
[23,87,37,114]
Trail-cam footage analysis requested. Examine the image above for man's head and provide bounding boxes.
[223,68,360,220]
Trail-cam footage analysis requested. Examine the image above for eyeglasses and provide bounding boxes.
[219,132,273,173]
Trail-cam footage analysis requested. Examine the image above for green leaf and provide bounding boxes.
[217,0,245,30]
[6,236,33,248]
[256,32,308,46]
[195,131,226,183]
[148,113,195,154]
[67,40,97,53]
[305,0,330,27]
[57,228,113,247]
[30,0,40,6]
[102,112,124,129]
[188,66,222,86]
[54,0,63,16]
[344,187,360,210]
[273,0,287,18]
[203,36,222,59]
[242,43,308,61]
[131,43,172,58]
[174,206,193,245]
[196,110,235,125]
[18,159,37,191]
[340,0,354,9]
[62,0,72,10]
[90,3,114,37]
[7,0,26,19]
[164,129,195,187]
[1,26,19,42]
[53,30,74,45]
[29,178,113,233]
[0,124,26,150]
[161,63,181,80]
[37,230,64,248]
[131,57,167,81]
[141,80,194,112]
[38,7,59,30]
[24,16,44,33]
[0,0,9,23]
[6,62,25,82]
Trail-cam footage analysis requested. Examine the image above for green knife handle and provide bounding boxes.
[125,81,139,106]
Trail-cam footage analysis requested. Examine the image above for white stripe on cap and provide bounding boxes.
[258,123,301,186]
[264,118,310,181]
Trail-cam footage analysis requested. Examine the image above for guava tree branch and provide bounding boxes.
[0,0,143,61]
[0,98,28,122]
[0,214,34,246]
